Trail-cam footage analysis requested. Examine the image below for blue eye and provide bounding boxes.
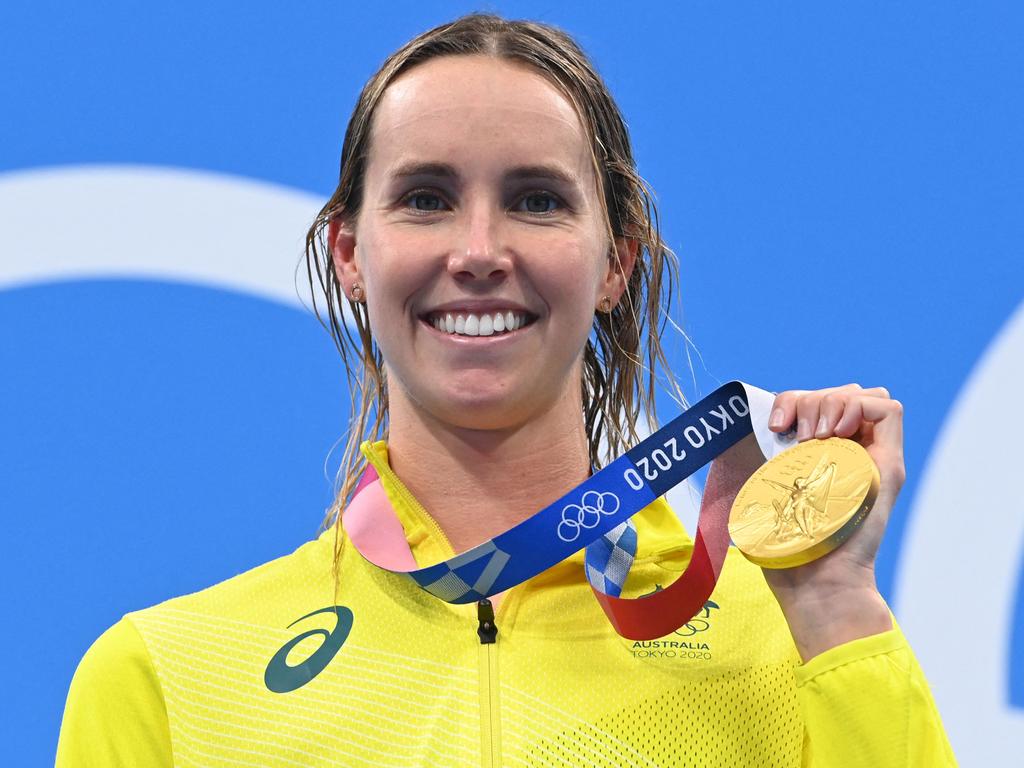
[517,193,559,214]
[405,192,447,211]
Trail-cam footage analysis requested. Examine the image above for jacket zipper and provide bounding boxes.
[477,598,501,768]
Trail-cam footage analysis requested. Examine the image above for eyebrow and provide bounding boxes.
[389,161,457,181]
[388,161,579,186]
[507,164,578,186]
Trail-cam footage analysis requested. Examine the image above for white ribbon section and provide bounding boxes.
[744,384,796,463]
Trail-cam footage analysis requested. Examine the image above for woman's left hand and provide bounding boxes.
[761,383,905,660]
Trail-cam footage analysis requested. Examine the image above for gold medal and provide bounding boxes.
[728,437,879,568]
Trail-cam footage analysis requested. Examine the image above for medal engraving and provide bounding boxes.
[728,437,879,568]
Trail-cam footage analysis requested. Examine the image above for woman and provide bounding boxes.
[57,14,956,767]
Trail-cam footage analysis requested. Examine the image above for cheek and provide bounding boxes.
[527,233,605,314]
[359,229,433,312]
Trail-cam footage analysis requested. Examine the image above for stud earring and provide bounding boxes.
[599,295,613,313]
[350,283,364,302]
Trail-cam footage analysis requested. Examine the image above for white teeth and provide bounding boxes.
[430,311,528,336]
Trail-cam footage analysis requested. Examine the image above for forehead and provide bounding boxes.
[366,55,594,181]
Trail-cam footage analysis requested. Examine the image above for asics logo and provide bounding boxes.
[557,491,621,542]
[264,605,353,694]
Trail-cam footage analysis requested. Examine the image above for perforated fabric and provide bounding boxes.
[57,443,956,767]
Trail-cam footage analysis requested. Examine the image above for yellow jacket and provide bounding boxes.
[58,441,956,766]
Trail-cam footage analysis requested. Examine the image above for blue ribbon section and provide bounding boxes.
[408,381,757,604]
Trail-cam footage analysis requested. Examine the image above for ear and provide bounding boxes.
[328,217,361,290]
[599,236,639,308]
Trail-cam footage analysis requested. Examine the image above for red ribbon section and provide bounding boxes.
[593,434,762,640]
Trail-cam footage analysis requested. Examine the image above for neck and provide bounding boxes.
[385,387,591,554]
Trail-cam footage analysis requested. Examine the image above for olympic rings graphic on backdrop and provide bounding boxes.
[557,491,621,543]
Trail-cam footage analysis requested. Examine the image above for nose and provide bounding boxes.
[447,199,512,282]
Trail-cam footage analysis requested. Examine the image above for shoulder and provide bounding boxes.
[64,616,158,701]
[125,528,337,643]
[57,617,173,766]
[79,613,151,668]
[59,531,342,764]
[63,530,335,703]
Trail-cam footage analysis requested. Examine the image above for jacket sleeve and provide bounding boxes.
[56,617,174,767]
[794,622,957,766]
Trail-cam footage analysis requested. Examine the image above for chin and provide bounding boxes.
[420,384,542,432]
[437,398,528,432]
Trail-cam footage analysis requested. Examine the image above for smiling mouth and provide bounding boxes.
[421,310,537,338]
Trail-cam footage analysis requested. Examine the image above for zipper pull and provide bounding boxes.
[477,598,498,644]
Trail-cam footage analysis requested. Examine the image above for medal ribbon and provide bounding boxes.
[343,381,792,640]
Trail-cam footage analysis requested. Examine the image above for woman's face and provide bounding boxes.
[333,55,630,432]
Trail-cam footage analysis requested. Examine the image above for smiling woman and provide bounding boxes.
[306,21,680,521]
[57,13,955,768]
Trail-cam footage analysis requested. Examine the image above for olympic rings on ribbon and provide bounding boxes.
[557,491,621,543]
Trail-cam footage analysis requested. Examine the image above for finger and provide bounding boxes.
[833,397,864,438]
[854,395,904,423]
[827,387,892,436]
[769,384,884,433]
[858,397,905,447]
[808,382,863,397]
[795,394,823,441]
[860,397,907,491]
[769,390,803,432]
[814,392,846,438]
[858,386,891,399]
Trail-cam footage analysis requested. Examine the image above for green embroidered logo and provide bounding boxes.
[673,599,719,637]
[264,606,353,693]
[628,600,720,660]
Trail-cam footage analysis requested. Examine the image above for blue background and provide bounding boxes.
[2,2,1022,763]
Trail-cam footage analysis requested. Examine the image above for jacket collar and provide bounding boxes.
[358,440,694,571]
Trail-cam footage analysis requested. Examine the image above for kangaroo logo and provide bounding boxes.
[264,606,354,693]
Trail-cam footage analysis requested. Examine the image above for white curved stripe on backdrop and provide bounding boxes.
[0,165,323,309]
[896,299,1024,765]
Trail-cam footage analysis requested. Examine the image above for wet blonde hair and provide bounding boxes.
[304,13,685,552]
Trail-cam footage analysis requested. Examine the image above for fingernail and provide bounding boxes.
[797,418,810,439]
[815,415,828,437]
[769,408,785,429]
